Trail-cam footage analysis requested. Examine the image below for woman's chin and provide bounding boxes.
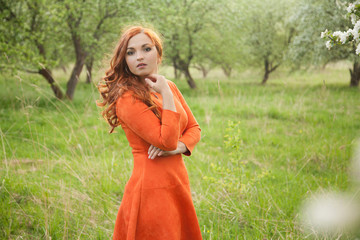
[135,71,150,78]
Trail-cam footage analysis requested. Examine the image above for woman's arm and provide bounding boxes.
[170,81,201,156]
[148,141,187,159]
[145,74,176,112]
[148,81,201,158]
[116,91,180,151]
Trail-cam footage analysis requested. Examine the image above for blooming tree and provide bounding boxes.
[321,1,360,54]
[321,1,360,86]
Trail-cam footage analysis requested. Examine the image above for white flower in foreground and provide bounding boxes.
[300,192,360,236]
[321,29,329,39]
[356,43,360,55]
[333,31,348,44]
[351,20,360,41]
[325,40,332,50]
[351,13,357,25]
[347,3,355,13]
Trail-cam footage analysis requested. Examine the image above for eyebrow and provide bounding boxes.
[127,43,153,50]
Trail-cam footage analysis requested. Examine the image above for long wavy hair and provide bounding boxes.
[97,26,163,133]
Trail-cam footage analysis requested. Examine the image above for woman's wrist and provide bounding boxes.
[160,86,172,96]
[161,88,176,112]
[177,141,187,154]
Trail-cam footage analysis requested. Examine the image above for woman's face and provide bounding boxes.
[125,33,159,78]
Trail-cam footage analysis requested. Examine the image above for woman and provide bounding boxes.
[97,26,203,240]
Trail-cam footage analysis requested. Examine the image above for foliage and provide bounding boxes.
[135,0,220,87]
[321,1,360,54]
[288,0,353,67]
[232,0,297,83]
[1,67,359,239]
[0,0,69,72]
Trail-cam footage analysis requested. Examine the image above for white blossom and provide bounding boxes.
[347,3,355,13]
[326,40,332,50]
[354,20,360,31]
[300,192,360,236]
[356,43,360,55]
[351,14,357,25]
[353,20,360,40]
[333,31,348,44]
[321,29,328,38]
[323,2,360,52]
[320,29,328,38]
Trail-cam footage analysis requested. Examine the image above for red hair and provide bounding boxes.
[97,26,163,133]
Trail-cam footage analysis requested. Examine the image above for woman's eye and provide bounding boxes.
[127,51,134,56]
[145,47,152,52]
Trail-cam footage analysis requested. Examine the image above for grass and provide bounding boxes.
[0,65,359,239]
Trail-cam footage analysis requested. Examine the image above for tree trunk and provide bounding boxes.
[85,57,93,84]
[222,66,232,78]
[172,58,181,79]
[195,64,210,78]
[201,66,209,78]
[61,65,67,73]
[178,59,196,88]
[34,42,64,99]
[183,67,197,89]
[262,71,270,84]
[174,67,181,79]
[38,68,64,99]
[66,54,86,99]
[262,58,280,85]
[262,59,270,84]
[66,30,88,100]
[349,61,360,87]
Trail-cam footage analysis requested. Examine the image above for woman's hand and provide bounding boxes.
[144,74,171,95]
[148,141,188,159]
[145,73,176,112]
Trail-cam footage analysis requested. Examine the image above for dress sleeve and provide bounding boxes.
[168,81,201,156]
[116,92,180,151]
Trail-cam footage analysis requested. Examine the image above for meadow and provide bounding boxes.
[1,65,359,239]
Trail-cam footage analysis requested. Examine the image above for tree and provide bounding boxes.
[241,0,296,84]
[0,0,127,100]
[138,0,219,88]
[289,0,359,87]
[0,0,66,99]
[58,0,123,99]
[321,1,360,87]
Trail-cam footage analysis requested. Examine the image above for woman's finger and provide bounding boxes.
[157,150,164,156]
[145,78,154,88]
[148,146,159,159]
[145,74,169,94]
[151,148,161,159]
[148,144,154,154]
[150,148,162,159]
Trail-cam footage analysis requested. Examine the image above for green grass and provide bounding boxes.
[1,65,359,239]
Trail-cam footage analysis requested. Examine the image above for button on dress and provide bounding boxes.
[113,80,202,240]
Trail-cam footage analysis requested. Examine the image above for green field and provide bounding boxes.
[1,66,359,239]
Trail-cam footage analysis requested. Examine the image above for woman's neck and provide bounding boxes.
[137,76,156,93]
[140,70,158,92]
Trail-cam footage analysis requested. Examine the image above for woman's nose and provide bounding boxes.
[137,53,144,61]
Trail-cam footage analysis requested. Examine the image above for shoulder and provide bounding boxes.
[115,91,139,117]
[116,90,135,105]
[166,80,180,93]
[166,79,176,88]
[116,90,145,120]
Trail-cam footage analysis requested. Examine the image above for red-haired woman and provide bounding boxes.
[97,26,202,240]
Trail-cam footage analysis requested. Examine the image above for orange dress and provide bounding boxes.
[113,80,202,240]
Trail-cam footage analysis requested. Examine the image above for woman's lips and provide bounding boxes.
[137,63,147,68]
